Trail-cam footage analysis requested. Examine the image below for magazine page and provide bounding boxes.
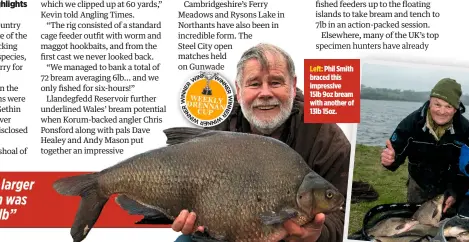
[1,0,465,242]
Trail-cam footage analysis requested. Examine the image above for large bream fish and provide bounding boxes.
[366,194,469,242]
[53,127,345,242]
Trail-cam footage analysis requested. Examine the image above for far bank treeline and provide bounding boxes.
[361,85,469,104]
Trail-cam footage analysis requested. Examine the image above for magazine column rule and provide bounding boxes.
[0,15,29,160]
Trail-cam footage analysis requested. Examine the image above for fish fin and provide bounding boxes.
[432,208,438,219]
[191,230,228,242]
[135,215,173,225]
[53,173,99,196]
[115,195,173,224]
[53,173,108,242]
[163,127,216,145]
[115,195,161,216]
[260,208,299,225]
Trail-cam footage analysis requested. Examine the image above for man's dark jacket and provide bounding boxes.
[384,100,469,201]
[206,89,351,242]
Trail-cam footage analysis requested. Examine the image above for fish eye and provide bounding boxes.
[326,190,334,199]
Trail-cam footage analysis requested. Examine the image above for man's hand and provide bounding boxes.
[381,139,396,166]
[171,210,204,235]
[282,213,325,242]
[443,196,456,213]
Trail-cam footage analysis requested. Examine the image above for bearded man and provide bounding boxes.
[172,43,351,242]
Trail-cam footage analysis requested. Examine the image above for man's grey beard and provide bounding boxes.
[239,88,295,135]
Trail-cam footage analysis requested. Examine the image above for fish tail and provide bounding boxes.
[53,173,109,242]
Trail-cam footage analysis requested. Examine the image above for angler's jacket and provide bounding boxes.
[207,88,351,242]
[384,100,469,201]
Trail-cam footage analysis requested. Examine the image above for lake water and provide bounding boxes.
[357,99,469,146]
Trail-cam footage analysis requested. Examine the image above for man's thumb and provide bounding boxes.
[386,139,394,151]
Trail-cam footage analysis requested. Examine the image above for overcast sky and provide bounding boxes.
[361,62,469,94]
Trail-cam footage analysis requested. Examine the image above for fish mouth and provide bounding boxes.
[333,200,346,212]
[331,204,343,212]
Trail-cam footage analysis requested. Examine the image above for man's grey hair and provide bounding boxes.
[235,43,296,87]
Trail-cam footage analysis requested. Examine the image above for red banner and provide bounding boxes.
[304,59,361,123]
[0,172,172,228]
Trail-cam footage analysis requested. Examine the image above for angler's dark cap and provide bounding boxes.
[430,78,462,109]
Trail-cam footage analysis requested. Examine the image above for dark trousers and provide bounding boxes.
[407,175,469,217]
[407,176,436,204]
[458,196,469,217]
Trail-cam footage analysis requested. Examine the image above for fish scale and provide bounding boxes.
[53,127,344,242]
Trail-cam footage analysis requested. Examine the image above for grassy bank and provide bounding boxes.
[347,144,409,235]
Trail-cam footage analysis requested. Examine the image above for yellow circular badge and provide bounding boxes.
[180,72,234,127]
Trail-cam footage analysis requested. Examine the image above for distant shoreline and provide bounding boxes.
[361,85,469,103]
[355,143,381,148]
